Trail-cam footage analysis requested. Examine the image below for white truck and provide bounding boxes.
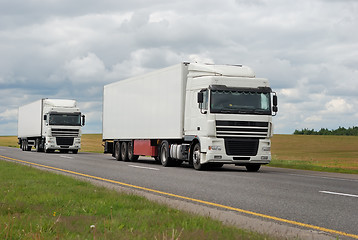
[18,98,85,153]
[102,63,278,171]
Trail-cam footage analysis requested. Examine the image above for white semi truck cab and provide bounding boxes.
[103,63,277,171]
[186,64,278,171]
[18,99,85,153]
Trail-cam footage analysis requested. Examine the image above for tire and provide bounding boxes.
[127,141,139,161]
[192,143,205,170]
[35,139,41,152]
[72,149,78,154]
[246,164,261,172]
[114,141,121,161]
[121,142,129,162]
[24,140,31,151]
[159,141,173,167]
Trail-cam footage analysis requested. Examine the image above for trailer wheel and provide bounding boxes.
[121,142,129,162]
[160,141,173,167]
[192,143,205,170]
[246,164,261,172]
[114,141,121,161]
[127,141,139,161]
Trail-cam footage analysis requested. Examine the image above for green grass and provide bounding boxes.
[0,160,273,240]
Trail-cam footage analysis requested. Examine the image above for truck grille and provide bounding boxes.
[224,138,259,156]
[216,121,268,138]
[56,137,74,146]
[51,128,79,137]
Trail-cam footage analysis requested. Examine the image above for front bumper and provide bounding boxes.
[200,137,271,165]
[45,137,81,150]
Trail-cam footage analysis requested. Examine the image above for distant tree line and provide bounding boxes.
[293,126,358,136]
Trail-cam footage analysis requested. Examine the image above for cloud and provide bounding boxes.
[64,53,106,83]
[1,0,358,135]
[323,98,353,114]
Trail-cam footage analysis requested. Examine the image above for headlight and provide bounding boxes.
[262,147,271,151]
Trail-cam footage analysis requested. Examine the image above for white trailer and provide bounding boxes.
[18,98,85,153]
[103,63,278,171]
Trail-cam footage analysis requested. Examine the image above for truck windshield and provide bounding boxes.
[211,90,271,115]
[49,113,81,126]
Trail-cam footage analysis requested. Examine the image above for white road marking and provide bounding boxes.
[319,191,358,198]
[128,165,159,171]
[60,155,73,159]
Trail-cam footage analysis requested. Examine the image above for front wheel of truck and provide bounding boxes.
[246,164,261,172]
[192,143,205,170]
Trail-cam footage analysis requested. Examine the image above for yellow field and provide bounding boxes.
[80,134,103,153]
[1,134,357,173]
[271,134,358,172]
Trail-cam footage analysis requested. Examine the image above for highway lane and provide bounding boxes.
[1,146,357,239]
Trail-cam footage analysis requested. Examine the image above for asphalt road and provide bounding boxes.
[1,146,357,239]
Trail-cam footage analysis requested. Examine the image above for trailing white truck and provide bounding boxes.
[102,63,277,171]
[18,98,85,153]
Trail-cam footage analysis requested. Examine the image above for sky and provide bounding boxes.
[0,0,357,135]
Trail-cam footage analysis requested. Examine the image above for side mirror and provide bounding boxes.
[273,95,278,107]
[81,115,85,126]
[197,92,204,104]
[272,94,278,115]
[272,106,278,113]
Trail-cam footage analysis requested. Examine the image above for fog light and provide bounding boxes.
[261,156,269,160]
[214,155,222,159]
[209,146,222,151]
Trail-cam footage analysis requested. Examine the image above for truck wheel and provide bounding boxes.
[24,140,31,151]
[192,143,205,170]
[127,141,139,161]
[121,142,129,161]
[114,141,121,161]
[35,139,41,152]
[160,141,173,167]
[246,164,261,172]
[72,150,78,154]
[45,148,54,153]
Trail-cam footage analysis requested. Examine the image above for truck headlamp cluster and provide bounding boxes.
[208,146,222,151]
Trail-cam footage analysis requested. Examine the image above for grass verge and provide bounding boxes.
[0,160,273,240]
